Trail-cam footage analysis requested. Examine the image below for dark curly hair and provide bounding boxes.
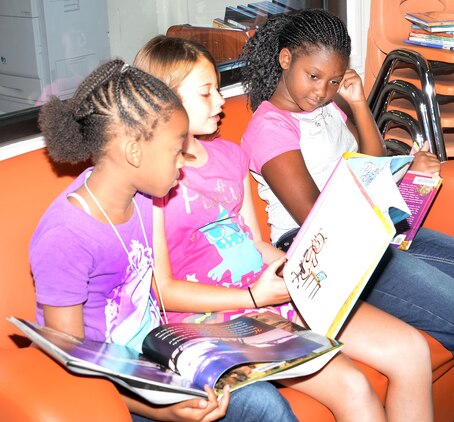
[240,9,351,111]
[38,59,184,164]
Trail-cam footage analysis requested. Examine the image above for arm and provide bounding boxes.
[335,69,386,157]
[262,149,320,226]
[337,71,441,174]
[152,202,288,311]
[43,304,85,338]
[152,205,257,311]
[239,174,286,263]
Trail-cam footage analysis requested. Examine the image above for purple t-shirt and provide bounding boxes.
[157,139,297,323]
[30,168,160,351]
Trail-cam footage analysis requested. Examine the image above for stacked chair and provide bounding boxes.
[364,0,454,161]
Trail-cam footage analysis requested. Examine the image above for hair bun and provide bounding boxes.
[38,96,91,164]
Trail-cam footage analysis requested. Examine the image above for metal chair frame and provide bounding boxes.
[377,109,425,149]
[370,79,431,150]
[368,49,447,162]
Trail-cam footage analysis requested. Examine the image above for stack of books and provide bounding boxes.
[404,11,454,50]
[213,0,309,31]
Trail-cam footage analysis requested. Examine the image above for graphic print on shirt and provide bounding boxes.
[104,239,160,351]
[199,207,263,284]
[292,103,357,191]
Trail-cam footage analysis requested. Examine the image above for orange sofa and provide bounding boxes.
[0,94,453,421]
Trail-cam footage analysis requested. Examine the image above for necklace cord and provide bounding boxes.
[84,174,168,325]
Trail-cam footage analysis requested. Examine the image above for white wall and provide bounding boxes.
[107,0,241,63]
[346,0,371,80]
[107,0,371,70]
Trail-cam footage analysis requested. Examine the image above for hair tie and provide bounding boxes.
[248,286,258,308]
[121,63,130,73]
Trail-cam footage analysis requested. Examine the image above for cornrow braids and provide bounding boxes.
[38,59,183,164]
[240,9,351,111]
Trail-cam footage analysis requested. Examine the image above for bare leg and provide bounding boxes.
[338,301,433,422]
[279,352,386,421]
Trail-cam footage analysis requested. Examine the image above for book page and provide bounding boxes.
[346,154,412,224]
[7,317,206,404]
[284,157,396,338]
[142,314,339,391]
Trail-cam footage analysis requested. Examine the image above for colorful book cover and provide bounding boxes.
[410,28,454,38]
[408,35,454,45]
[391,171,442,251]
[405,11,454,27]
[409,33,454,43]
[404,39,454,50]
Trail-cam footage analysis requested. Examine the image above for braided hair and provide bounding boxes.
[38,59,183,164]
[240,9,351,111]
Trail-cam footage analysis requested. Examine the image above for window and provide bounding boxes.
[0,0,345,145]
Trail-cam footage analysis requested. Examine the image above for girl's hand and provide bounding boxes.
[250,256,290,307]
[337,69,366,105]
[411,141,441,174]
[164,385,230,421]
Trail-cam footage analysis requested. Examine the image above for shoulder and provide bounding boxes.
[30,169,97,251]
[242,102,301,173]
[208,137,245,159]
[207,138,249,176]
[329,100,348,122]
[243,101,300,146]
[250,101,298,128]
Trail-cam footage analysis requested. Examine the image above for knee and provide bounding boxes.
[337,365,378,405]
[382,327,432,379]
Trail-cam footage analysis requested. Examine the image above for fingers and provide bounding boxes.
[337,69,366,102]
[411,149,441,174]
[197,385,229,422]
[420,140,430,152]
[217,385,231,415]
[267,255,287,273]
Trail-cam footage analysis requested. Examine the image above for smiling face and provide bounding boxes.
[176,58,225,137]
[272,46,348,113]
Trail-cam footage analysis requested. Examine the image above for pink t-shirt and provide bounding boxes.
[157,139,296,323]
[241,100,357,243]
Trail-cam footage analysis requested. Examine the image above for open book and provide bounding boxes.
[283,152,435,338]
[8,312,341,405]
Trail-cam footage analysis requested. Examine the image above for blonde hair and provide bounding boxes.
[133,35,219,92]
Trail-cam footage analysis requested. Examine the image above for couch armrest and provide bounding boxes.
[0,347,131,422]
